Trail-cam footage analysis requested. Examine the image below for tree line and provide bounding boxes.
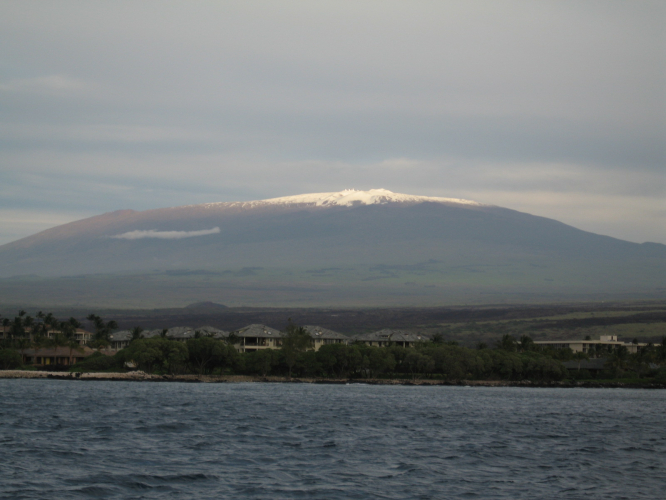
[68,332,666,382]
[2,311,666,381]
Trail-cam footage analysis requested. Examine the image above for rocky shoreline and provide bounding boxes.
[1,370,664,388]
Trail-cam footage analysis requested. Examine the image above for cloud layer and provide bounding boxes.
[111,228,220,240]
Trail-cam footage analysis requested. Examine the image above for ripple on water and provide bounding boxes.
[0,381,664,499]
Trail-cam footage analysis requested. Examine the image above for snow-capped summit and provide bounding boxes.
[261,189,481,207]
[198,189,481,209]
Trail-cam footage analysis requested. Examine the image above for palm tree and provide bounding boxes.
[225,332,240,346]
[32,332,49,351]
[65,338,83,367]
[608,345,629,377]
[571,351,589,372]
[9,315,26,346]
[2,318,11,347]
[47,332,67,366]
[13,310,28,347]
[282,320,313,378]
[658,337,666,363]
[519,335,535,352]
[130,326,144,342]
[497,334,517,352]
[16,337,32,363]
[61,318,82,365]
[87,314,117,347]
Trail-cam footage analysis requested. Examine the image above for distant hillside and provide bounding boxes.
[0,189,663,308]
[184,302,229,311]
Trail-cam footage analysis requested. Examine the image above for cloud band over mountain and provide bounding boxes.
[111,227,220,240]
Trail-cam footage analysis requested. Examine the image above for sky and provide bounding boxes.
[1,0,664,245]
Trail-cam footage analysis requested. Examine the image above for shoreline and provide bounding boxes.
[1,370,664,389]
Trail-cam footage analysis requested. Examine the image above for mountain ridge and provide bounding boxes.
[0,189,663,307]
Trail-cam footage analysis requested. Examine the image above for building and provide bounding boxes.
[163,326,194,342]
[195,326,229,339]
[233,324,283,352]
[72,329,94,345]
[534,335,649,357]
[140,329,165,339]
[164,326,230,342]
[108,325,229,350]
[108,330,132,350]
[0,327,93,346]
[354,329,428,348]
[108,329,169,350]
[302,325,350,351]
[21,346,101,366]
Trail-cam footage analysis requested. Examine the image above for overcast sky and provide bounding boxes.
[1,0,664,245]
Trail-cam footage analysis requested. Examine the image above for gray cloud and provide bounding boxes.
[111,228,220,240]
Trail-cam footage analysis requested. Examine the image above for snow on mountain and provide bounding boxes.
[261,189,482,207]
[196,189,482,209]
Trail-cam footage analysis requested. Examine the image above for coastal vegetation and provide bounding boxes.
[56,338,574,381]
[45,336,666,385]
[2,309,666,384]
[0,348,22,369]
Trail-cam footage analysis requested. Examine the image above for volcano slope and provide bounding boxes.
[0,190,664,308]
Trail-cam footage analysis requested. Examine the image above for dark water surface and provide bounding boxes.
[0,381,664,499]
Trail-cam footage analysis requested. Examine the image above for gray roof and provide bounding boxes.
[110,326,229,342]
[233,324,282,338]
[141,329,164,338]
[303,325,349,341]
[166,326,195,339]
[196,325,229,338]
[354,329,429,343]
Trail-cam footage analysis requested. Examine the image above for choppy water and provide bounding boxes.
[0,381,664,499]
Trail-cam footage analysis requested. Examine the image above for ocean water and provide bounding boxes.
[0,381,664,499]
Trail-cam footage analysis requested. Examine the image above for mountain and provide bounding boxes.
[184,301,229,311]
[0,189,664,308]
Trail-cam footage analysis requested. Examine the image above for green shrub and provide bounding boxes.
[653,366,666,383]
[0,349,22,370]
[70,351,121,372]
[115,338,188,374]
[186,337,238,375]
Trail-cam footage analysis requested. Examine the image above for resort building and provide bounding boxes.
[20,346,102,366]
[109,330,132,350]
[0,327,93,346]
[302,325,350,351]
[140,329,166,339]
[72,329,94,345]
[163,326,194,342]
[108,326,229,350]
[195,326,229,339]
[534,335,649,357]
[354,329,428,348]
[233,324,283,352]
[109,324,349,353]
[163,326,229,342]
